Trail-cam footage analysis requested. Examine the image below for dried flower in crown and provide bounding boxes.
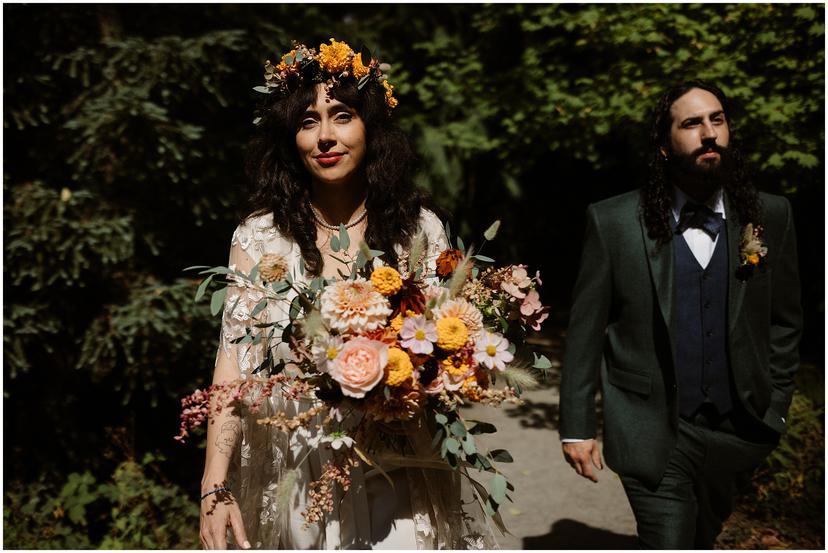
[257,38,398,112]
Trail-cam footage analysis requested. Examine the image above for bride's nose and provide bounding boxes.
[317,119,336,149]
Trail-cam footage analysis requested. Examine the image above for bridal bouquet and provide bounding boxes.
[178,221,551,526]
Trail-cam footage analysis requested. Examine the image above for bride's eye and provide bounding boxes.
[301,117,318,129]
[334,112,353,123]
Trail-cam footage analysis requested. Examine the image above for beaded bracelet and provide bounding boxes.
[200,487,231,501]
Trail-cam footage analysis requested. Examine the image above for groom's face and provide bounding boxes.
[661,88,731,178]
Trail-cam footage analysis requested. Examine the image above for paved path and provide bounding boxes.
[460,330,638,549]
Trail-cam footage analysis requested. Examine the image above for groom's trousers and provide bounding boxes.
[619,405,778,549]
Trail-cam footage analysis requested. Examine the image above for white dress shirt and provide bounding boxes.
[671,186,726,269]
[561,188,727,442]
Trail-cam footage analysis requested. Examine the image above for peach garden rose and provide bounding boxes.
[330,338,388,398]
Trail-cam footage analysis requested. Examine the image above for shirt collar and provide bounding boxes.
[671,186,727,222]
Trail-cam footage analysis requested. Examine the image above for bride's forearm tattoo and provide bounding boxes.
[216,419,241,457]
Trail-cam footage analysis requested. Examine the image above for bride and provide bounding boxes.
[199,39,497,550]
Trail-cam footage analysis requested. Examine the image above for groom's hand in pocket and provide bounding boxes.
[562,439,603,482]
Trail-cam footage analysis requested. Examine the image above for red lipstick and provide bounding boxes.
[315,152,344,166]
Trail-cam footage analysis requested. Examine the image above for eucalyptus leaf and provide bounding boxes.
[431,427,444,448]
[484,498,497,517]
[184,265,210,272]
[462,435,476,455]
[450,420,467,437]
[330,235,341,252]
[252,86,272,94]
[533,353,553,369]
[473,254,495,263]
[457,236,465,253]
[338,224,350,250]
[435,413,448,425]
[289,296,302,320]
[467,421,497,434]
[489,449,514,463]
[251,299,268,318]
[210,287,227,316]
[489,474,507,504]
[445,438,460,454]
[195,274,214,302]
[360,46,372,63]
[356,251,366,268]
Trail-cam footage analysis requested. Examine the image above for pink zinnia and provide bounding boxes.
[399,315,438,355]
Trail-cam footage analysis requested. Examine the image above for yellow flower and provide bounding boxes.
[383,79,398,109]
[318,38,352,73]
[435,317,468,352]
[275,49,297,72]
[385,347,414,387]
[747,253,760,265]
[441,356,470,378]
[370,267,403,296]
[352,52,370,79]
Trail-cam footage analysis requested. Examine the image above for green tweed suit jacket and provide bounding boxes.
[559,189,802,487]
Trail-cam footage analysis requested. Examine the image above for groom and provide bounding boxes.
[559,80,802,548]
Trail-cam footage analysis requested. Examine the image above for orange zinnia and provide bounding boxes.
[435,248,464,277]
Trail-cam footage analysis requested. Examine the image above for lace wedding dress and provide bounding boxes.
[216,209,499,549]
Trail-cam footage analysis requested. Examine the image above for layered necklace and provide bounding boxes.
[310,203,368,231]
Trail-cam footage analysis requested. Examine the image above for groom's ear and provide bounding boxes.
[659,145,668,159]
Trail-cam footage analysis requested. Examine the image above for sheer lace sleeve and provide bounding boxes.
[215,222,268,379]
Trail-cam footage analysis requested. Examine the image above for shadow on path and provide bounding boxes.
[522,519,638,549]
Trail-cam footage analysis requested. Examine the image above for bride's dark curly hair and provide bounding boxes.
[244,79,427,276]
[641,80,762,245]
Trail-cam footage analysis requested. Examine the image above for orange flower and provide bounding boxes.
[318,38,352,73]
[352,52,370,79]
[435,248,464,277]
[747,253,760,265]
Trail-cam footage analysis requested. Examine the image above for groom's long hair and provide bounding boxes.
[641,80,762,245]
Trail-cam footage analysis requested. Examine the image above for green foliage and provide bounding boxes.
[724,365,825,548]
[400,3,824,208]
[4,181,134,292]
[77,279,216,406]
[754,392,823,508]
[4,453,199,549]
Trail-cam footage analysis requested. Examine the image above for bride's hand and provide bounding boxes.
[200,489,251,549]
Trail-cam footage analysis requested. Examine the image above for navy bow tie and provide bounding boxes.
[675,202,723,239]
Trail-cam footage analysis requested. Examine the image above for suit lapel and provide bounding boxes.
[726,200,747,332]
[639,213,676,349]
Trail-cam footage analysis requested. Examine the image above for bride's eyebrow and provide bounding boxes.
[326,102,354,115]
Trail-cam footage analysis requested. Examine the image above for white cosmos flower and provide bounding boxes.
[311,335,344,373]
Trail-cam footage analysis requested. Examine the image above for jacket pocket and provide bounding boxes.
[607,365,652,396]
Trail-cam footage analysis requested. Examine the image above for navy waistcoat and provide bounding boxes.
[673,225,733,418]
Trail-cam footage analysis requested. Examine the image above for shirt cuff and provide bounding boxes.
[560,438,590,443]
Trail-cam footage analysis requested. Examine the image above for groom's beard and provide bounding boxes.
[667,143,735,193]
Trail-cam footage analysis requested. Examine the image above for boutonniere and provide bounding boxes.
[736,223,768,280]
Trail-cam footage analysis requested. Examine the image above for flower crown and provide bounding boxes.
[255,38,398,111]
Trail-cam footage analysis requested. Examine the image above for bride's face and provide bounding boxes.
[296,85,367,188]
